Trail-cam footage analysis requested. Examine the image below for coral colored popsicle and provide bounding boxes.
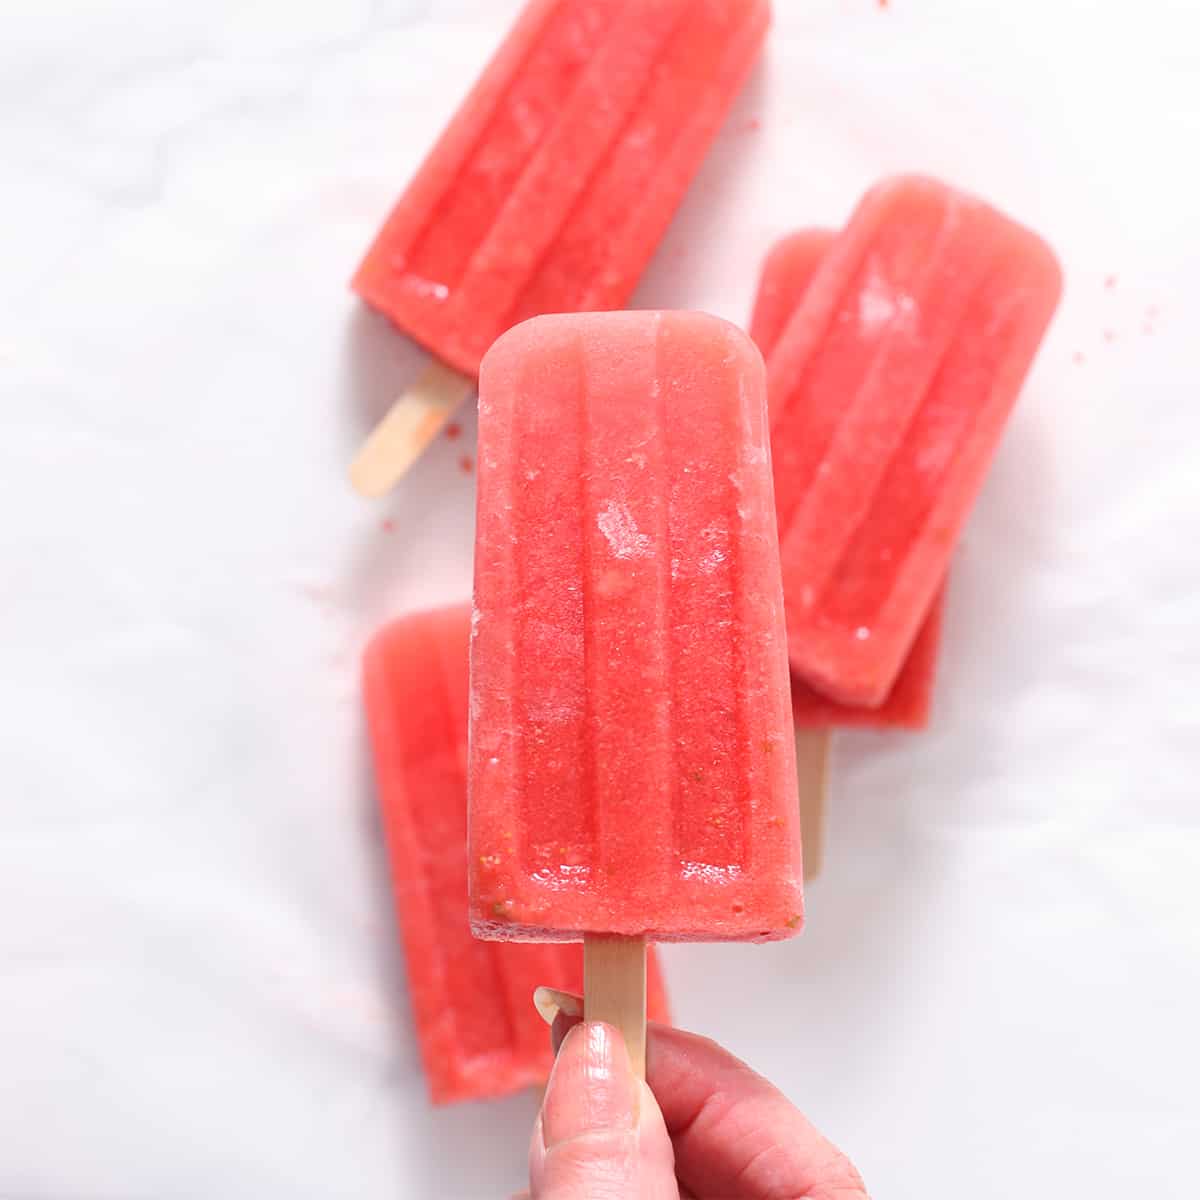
[350,0,772,496]
[751,228,945,879]
[364,604,669,1105]
[469,311,803,1071]
[768,176,1062,707]
[751,229,945,733]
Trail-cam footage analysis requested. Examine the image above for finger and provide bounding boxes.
[530,1021,679,1199]
[551,1008,582,1056]
[645,1024,869,1200]
[531,985,583,1056]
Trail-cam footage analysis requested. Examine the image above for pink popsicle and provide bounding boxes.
[751,229,944,730]
[353,0,772,379]
[469,311,804,943]
[768,176,1062,706]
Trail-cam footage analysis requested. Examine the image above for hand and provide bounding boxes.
[522,995,869,1199]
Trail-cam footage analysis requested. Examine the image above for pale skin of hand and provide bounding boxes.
[516,1004,870,1200]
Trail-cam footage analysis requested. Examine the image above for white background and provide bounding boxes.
[3,1,1199,1196]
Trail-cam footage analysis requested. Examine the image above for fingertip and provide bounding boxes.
[542,1022,637,1148]
[530,1024,679,1198]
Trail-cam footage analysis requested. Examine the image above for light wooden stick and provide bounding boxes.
[348,360,473,497]
[583,934,647,1079]
[795,729,831,882]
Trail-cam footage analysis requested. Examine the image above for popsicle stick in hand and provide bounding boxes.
[584,933,647,1079]
[349,360,474,497]
[795,729,831,882]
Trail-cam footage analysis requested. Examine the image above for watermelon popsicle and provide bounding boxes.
[751,229,946,877]
[768,176,1062,707]
[469,311,803,1075]
[752,226,946,732]
[349,0,772,496]
[363,604,669,1105]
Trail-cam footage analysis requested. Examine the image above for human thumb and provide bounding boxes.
[529,1021,679,1199]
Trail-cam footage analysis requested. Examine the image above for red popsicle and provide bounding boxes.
[469,311,803,1075]
[751,229,945,732]
[768,177,1061,707]
[363,604,669,1104]
[350,0,772,495]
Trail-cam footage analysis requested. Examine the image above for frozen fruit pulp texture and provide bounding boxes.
[470,311,803,943]
[750,228,944,728]
[352,0,772,376]
[767,177,1062,706]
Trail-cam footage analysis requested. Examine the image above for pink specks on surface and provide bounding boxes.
[445,422,462,440]
[1103,329,1117,343]
[459,455,474,474]
[739,117,762,133]
[1104,274,1118,289]
[380,519,395,533]
[1073,351,1086,366]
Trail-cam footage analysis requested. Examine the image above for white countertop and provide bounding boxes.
[3,1,1199,1196]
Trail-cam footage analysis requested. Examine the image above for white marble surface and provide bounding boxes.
[3,1,1199,1196]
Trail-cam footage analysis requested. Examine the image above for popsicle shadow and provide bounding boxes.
[825,409,1056,849]
[717,414,1058,1050]
[933,407,1058,741]
[342,303,433,446]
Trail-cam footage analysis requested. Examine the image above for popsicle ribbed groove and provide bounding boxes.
[400,0,604,290]
[658,318,680,878]
[574,328,598,867]
[803,212,1005,609]
[825,240,1050,636]
[728,354,752,873]
[426,615,517,1058]
[448,0,691,339]
[772,198,964,547]
[564,0,772,315]
[815,230,1008,622]
[494,0,696,324]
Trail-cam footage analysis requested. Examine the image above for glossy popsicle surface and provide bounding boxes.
[767,177,1062,706]
[353,0,771,377]
[470,311,803,942]
[364,605,669,1104]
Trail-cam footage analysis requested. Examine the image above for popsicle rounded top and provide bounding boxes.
[351,0,772,378]
[767,175,1063,707]
[749,229,839,360]
[469,310,804,943]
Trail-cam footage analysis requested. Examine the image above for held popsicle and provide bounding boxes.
[364,604,669,1104]
[350,0,772,496]
[767,176,1062,707]
[469,312,804,1072]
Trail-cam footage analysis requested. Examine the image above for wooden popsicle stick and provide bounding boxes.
[348,360,474,497]
[795,728,831,882]
[583,933,647,1080]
